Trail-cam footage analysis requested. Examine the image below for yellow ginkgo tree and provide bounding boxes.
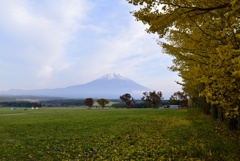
[127,0,240,129]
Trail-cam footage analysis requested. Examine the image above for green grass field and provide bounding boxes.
[0,108,239,160]
[93,101,117,107]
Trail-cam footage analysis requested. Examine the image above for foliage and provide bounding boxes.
[111,100,169,108]
[0,108,239,160]
[40,99,85,107]
[127,0,240,128]
[141,91,163,108]
[84,98,94,109]
[169,91,188,107]
[0,101,41,107]
[120,93,135,108]
[168,97,180,105]
[96,98,109,108]
[111,102,128,108]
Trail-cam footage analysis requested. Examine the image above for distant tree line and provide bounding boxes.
[118,91,187,109]
[0,101,41,107]
[0,91,187,109]
[40,99,85,107]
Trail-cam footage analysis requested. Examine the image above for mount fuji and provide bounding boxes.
[0,73,151,99]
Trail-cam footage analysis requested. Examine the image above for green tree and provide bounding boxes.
[169,91,188,108]
[142,91,163,109]
[120,93,135,108]
[96,98,109,108]
[168,95,180,106]
[84,98,94,109]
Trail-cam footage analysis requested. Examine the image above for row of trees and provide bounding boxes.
[120,91,188,108]
[0,92,185,108]
[169,91,188,107]
[128,0,240,129]
[84,98,109,109]
[0,101,41,107]
[84,91,165,109]
[41,99,85,107]
[120,92,164,108]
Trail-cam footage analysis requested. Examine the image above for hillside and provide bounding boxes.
[0,73,151,99]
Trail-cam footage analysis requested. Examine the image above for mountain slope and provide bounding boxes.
[0,73,151,99]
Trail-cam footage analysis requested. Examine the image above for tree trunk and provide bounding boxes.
[229,118,238,130]
[218,109,225,122]
[211,105,218,119]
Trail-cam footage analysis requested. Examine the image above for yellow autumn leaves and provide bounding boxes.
[128,0,240,120]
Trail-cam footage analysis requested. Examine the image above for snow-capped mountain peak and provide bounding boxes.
[99,73,129,80]
[0,72,151,99]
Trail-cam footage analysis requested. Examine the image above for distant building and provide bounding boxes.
[169,105,180,109]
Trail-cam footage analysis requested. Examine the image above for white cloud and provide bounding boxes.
[38,66,54,78]
[0,0,91,89]
[0,0,181,98]
[74,16,173,82]
[56,1,181,98]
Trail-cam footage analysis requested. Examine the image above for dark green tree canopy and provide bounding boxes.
[169,91,188,107]
[142,91,163,108]
[120,93,135,107]
[97,98,109,108]
[84,98,94,108]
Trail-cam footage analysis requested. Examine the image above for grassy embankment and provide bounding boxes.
[0,108,239,160]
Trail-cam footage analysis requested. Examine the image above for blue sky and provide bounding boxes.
[0,0,181,98]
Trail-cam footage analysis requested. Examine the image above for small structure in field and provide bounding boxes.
[169,105,180,109]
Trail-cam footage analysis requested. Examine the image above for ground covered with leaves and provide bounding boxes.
[0,108,239,160]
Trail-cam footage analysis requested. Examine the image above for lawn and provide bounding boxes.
[0,108,239,160]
